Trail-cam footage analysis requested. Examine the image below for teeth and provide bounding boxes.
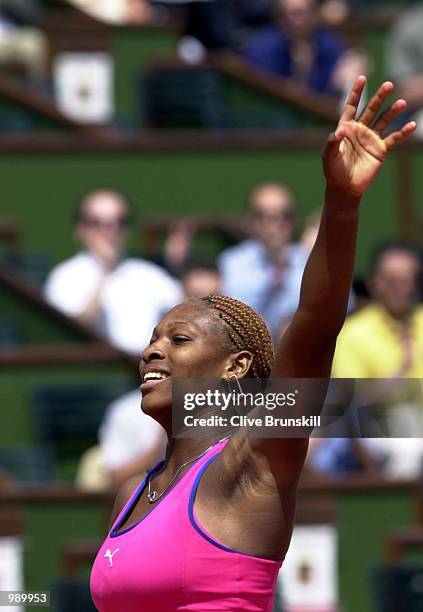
[144,372,168,382]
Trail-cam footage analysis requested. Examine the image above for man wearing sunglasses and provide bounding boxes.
[44,190,182,355]
[219,182,307,339]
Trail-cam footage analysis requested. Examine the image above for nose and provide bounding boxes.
[141,338,166,365]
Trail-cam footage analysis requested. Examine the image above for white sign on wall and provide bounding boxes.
[0,537,24,612]
[278,525,338,612]
[54,52,114,124]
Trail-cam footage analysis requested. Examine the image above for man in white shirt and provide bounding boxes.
[44,189,182,355]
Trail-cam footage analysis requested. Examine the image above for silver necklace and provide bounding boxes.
[146,442,215,504]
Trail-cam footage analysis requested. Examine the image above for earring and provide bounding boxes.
[227,373,243,395]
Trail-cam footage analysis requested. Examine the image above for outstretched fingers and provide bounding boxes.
[358,81,394,127]
[339,75,367,123]
[373,99,407,136]
[384,121,417,151]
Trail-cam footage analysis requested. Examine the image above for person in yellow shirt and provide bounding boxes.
[330,243,423,478]
[333,242,423,379]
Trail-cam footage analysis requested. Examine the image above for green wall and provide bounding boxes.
[23,499,107,593]
[113,28,179,127]
[338,490,419,611]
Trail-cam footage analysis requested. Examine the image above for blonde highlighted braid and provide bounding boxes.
[199,294,275,379]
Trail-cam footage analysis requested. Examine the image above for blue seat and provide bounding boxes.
[0,315,23,346]
[142,66,311,130]
[0,445,55,482]
[0,252,52,286]
[142,68,226,129]
[31,382,132,479]
[52,579,96,612]
[371,565,423,612]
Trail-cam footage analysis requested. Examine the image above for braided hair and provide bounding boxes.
[197,294,275,379]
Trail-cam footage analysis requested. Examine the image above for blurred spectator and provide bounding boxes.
[306,437,381,477]
[368,436,423,480]
[0,0,46,78]
[160,219,239,278]
[318,0,351,27]
[332,242,423,479]
[242,0,366,97]
[181,257,222,297]
[162,219,196,276]
[126,0,152,21]
[89,388,167,490]
[226,0,274,47]
[75,387,167,491]
[219,182,307,339]
[69,0,153,24]
[44,190,182,355]
[170,0,275,60]
[385,1,423,137]
[333,242,423,379]
[76,259,222,491]
[153,0,233,57]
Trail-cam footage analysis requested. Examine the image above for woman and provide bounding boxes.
[90,77,415,611]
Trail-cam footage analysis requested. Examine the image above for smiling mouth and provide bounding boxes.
[140,371,170,391]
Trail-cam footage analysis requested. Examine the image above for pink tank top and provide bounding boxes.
[90,438,282,611]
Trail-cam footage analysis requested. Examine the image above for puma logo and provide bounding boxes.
[104,548,120,567]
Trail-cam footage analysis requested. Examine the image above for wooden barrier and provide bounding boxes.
[385,527,423,563]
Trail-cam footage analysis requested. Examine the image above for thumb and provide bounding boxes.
[322,126,345,162]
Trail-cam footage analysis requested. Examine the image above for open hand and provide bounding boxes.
[322,76,416,197]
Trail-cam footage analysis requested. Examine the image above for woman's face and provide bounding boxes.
[139,302,234,428]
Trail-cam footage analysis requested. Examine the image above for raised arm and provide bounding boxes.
[273,76,416,379]
[231,78,415,492]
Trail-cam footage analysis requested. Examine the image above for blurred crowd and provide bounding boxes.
[1,1,423,136]
[3,1,423,127]
[64,0,370,106]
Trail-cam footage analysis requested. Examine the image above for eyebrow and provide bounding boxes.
[167,320,201,333]
[169,320,194,327]
[152,320,200,336]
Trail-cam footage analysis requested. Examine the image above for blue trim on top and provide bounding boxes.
[110,460,165,538]
[189,451,285,563]
[188,452,240,554]
[109,438,230,538]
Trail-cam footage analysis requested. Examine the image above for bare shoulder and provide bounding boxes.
[109,474,145,529]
